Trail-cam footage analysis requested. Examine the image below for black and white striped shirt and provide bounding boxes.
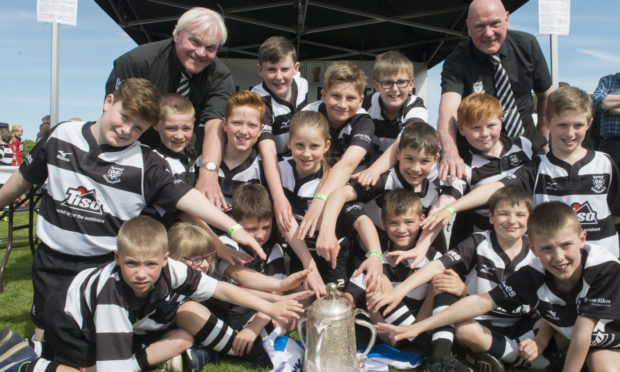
[19,121,191,256]
[253,74,309,157]
[502,150,620,256]
[490,244,620,347]
[0,143,14,165]
[63,259,218,370]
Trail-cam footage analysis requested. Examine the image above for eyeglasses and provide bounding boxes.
[183,251,217,266]
[377,79,411,89]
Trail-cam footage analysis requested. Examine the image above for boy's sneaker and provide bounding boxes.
[184,348,220,372]
[0,328,37,372]
[465,351,504,372]
[158,354,183,372]
[425,354,472,372]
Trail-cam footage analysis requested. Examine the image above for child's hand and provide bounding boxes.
[351,167,381,187]
[216,243,253,266]
[517,338,542,363]
[273,194,293,234]
[283,290,314,303]
[232,327,258,355]
[420,208,453,231]
[268,298,304,325]
[296,199,325,240]
[279,268,312,292]
[368,285,407,316]
[353,255,383,293]
[196,171,228,210]
[229,228,267,260]
[375,322,420,344]
[386,246,428,269]
[304,268,327,298]
[315,230,340,269]
[431,269,466,297]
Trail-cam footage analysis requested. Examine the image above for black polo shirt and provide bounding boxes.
[441,30,552,153]
[105,39,234,148]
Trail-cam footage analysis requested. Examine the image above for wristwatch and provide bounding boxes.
[201,161,218,172]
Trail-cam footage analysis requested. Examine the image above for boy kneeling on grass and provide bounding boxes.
[18,216,304,372]
[376,201,620,372]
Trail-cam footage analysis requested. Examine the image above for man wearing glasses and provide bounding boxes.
[436,0,553,182]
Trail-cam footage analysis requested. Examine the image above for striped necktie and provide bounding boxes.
[176,71,192,97]
[490,54,523,137]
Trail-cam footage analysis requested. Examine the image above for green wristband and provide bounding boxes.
[443,205,456,215]
[369,250,383,260]
[227,223,243,237]
[314,193,328,202]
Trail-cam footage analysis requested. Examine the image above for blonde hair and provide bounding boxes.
[117,216,168,256]
[545,86,593,121]
[322,61,367,95]
[168,223,217,274]
[160,93,195,124]
[373,51,413,80]
[527,201,582,242]
[289,111,331,186]
[382,189,423,220]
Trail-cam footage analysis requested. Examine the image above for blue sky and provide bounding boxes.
[2,0,619,140]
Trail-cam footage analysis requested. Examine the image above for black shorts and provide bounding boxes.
[478,316,538,340]
[31,243,113,328]
[45,284,96,368]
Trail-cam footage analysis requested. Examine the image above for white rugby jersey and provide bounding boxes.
[352,164,440,231]
[0,143,14,165]
[362,92,428,154]
[502,150,620,256]
[490,244,620,347]
[442,135,534,233]
[302,101,374,167]
[252,73,309,156]
[62,258,218,371]
[20,121,191,256]
[439,230,535,327]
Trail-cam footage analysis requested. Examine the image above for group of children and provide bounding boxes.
[1,26,620,372]
[0,125,23,166]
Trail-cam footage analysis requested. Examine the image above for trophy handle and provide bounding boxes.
[297,316,308,348]
[354,309,377,364]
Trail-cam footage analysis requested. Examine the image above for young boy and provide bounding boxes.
[316,121,443,269]
[296,61,375,240]
[252,36,309,158]
[0,78,266,342]
[17,216,304,371]
[425,86,620,257]
[374,186,548,371]
[442,93,535,247]
[378,201,620,372]
[363,50,428,160]
[344,190,442,333]
[0,128,15,165]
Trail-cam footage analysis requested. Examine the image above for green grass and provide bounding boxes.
[0,211,532,371]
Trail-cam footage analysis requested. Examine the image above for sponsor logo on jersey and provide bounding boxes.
[445,250,461,262]
[60,187,103,215]
[508,154,520,167]
[498,282,516,297]
[103,166,124,184]
[591,175,607,193]
[473,81,485,93]
[477,264,492,275]
[545,180,559,191]
[545,309,560,321]
[56,150,72,162]
[571,201,599,225]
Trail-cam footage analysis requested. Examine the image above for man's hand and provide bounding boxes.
[216,243,253,266]
[273,193,293,234]
[315,230,340,269]
[195,170,228,210]
[438,150,466,182]
[351,166,382,187]
[431,269,466,297]
[279,268,311,292]
[232,327,258,355]
[229,228,266,260]
[353,256,383,293]
[296,198,325,240]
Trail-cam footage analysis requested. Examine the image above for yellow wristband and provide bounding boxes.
[369,250,383,260]
[227,223,243,237]
[314,193,328,202]
[443,205,456,215]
